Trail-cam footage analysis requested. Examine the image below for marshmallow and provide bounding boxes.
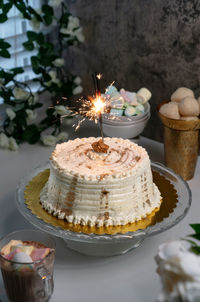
[171,87,194,103]
[135,104,145,115]
[12,252,34,272]
[11,244,34,256]
[179,97,199,117]
[105,85,118,96]
[1,240,23,255]
[180,116,199,121]
[120,89,138,106]
[110,108,124,116]
[197,97,200,112]
[31,248,51,261]
[110,94,124,109]
[124,106,136,116]
[159,102,180,119]
[12,251,33,263]
[136,95,145,104]
[136,88,152,104]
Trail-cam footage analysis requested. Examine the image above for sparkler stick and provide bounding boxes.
[92,73,104,142]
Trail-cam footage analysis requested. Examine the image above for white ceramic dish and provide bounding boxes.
[102,113,150,139]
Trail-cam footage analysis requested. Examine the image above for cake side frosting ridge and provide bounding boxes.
[40,137,162,227]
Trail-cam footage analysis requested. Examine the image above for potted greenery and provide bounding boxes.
[0,0,84,150]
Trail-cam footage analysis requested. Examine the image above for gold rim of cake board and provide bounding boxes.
[24,169,178,235]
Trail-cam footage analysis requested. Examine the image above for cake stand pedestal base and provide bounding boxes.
[64,238,144,257]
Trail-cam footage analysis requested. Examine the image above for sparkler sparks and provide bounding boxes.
[96,73,102,80]
[70,93,110,131]
[49,76,119,135]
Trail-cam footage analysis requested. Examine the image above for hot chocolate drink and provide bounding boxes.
[0,239,55,302]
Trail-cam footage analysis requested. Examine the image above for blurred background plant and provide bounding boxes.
[0,0,84,151]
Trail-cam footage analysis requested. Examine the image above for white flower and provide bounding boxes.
[73,85,83,95]
[49,0,64,7]
[68,16,80,31]
[25,109,37,121]
[9,137,18,151]
[56,131,69,142]
[60,27,69,35]
[28,93,39,105]
[62,117,74,126]
[0,133,9,149]
[29,16,40,32]
[6,108,16,120]
[53,58,65,67]
[13,87,29,100]
[60,16,85,43]
[155,240,200,302]
[45,71,61,87]
[74,76,82,85]
[75,27,85,42]
[54,105,70,116]
[41,135,57,146]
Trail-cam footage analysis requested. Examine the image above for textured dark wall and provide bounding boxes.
[65,0,200,141]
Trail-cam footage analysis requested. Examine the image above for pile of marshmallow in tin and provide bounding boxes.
[159,87,200,120]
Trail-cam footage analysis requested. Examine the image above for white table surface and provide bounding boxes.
[0,121,199,302]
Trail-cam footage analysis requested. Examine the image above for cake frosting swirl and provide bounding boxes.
[40,137,161,227]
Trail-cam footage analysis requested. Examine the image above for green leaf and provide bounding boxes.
[15,110,27,127]
[23,41,34,51]
[190,224,200,234]
[189,234,200,241]
[0,0,3,9]
[42,5,53,16]
[35,33,45,44]
[60,12,70,24]
[0,70,13,83]
[46,108,55,117]
[3,2,13,14]
[190,246,200,255]
[11,67,24,75]
[27,6,43,21]
[184,238,198,246]
[30,103,43,109]
[27,6,36,14]
[15,3,31,20]
[43,14,53,25]
[31,56,40,73]
[22,124,40,144]
[0,49,10,58]
[0,39,11,49]
[27,31,37,41]
[0,14,7,23]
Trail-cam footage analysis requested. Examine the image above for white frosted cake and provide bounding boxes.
[40,137,161,227]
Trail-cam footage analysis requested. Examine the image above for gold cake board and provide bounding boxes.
[24,169,178,235]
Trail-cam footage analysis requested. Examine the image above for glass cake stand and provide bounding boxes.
[16,162,191,256]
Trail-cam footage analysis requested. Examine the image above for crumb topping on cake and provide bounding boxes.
[50,137,147,179]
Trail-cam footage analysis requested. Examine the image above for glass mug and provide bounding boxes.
[0,229,56,302]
